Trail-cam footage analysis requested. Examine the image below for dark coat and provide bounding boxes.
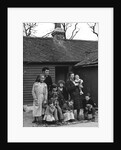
[82,98,96,113]
[66,79,83,109]
[82,98,95,108]
[48,90,64,109]
[44,75,53,91]
[58,87,69,101]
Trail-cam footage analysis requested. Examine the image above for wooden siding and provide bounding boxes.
[23,64,55,104]
[74,66,98,105]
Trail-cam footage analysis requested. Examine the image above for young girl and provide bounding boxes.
[43,100,57,125]
[32,74,48,124]
[62,100,75,123]
[74,74,84,95]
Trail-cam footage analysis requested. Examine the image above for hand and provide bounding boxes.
[35,99,39,106]
[85,107,88,110]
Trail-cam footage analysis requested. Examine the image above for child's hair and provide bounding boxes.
[48,98,54,105]
[35,75,40,82]
[57,80,65,86]
[75,74,80,79]
[86,93,91,97]
[51,83,57,89]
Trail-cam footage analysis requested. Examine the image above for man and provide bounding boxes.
[42,67,53,92]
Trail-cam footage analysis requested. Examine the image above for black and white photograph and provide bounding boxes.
[23,22,98,127]
[8,8,113,142]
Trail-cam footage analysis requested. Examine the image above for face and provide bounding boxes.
[44,69,49,76]
[85,96,90,100]
[40,75,45,82]
[53,87,57,92]
[59,83,64,87]
[49,103,54,107]
[70,73,74,80]
[75,75,79,80]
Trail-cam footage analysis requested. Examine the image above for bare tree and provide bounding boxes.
[87,23,98,37]
[61,23,72,39]
[23,23,38,37]
[41,23,80,39]
[61,23,80,39]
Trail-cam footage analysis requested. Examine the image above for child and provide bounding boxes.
[43,100,57,125]
[82,93,96,121]
[57,80,68,108]
[74,74,84,95]
[48,83,64,123]
[62,100,75,123]
[32,74,48,124]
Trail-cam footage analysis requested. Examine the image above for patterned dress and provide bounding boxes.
[32,82,48,117]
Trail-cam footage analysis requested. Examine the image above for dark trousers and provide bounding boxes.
[84,107,95,119]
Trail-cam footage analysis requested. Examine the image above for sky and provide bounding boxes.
[28,23,98,41]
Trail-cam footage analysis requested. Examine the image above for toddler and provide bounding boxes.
[74,74,84,95]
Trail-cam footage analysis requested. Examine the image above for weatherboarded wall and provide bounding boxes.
[23,63,55,105]
[74,66,98,105]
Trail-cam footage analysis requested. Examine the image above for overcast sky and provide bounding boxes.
[30,23,98,41]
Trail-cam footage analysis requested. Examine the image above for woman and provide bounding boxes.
[32,74,48,124]
[66,72,83,121]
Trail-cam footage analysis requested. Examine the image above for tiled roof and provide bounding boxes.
[75,52,98,67]
[23,36,98,63]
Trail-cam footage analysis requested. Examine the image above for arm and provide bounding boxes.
[32,83,37,100]
[44,84,48,102]
[48,76,53,91]
[66,81,76,93]
[63,87,69,100]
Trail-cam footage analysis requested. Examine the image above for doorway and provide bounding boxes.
[55,66,68,84]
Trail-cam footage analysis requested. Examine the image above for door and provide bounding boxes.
[55,66,68,84]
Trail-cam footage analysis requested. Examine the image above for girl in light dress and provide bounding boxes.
[43,99,57,124]
[32,74,48,124]
[62,100,75,123]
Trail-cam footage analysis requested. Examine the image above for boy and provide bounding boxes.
[83,93,96,121]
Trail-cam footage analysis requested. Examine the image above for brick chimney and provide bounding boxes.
[51,23,65,40]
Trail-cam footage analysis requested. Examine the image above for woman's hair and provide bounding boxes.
[35,75,40,82]
[67,72,74,79]
[57,80,65,86]
[35,74,45,82]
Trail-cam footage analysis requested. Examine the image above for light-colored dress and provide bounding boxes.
[32,82,48,117]
[43,105,56,122]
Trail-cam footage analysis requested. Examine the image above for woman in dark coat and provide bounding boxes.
[66,72,83,120]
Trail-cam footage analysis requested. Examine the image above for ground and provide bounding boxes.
[23,109,98,127]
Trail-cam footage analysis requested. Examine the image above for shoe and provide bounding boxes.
[55,121,61,125]
[32,120,37,123]
[91,117,95,122]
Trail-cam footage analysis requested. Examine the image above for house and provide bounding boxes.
[23,24,98,104]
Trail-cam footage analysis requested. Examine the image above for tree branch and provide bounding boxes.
[69,23,78,39]
[87,23,98,37]
[41,31,53,38]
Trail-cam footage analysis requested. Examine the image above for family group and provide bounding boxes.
[32,67,96,125]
